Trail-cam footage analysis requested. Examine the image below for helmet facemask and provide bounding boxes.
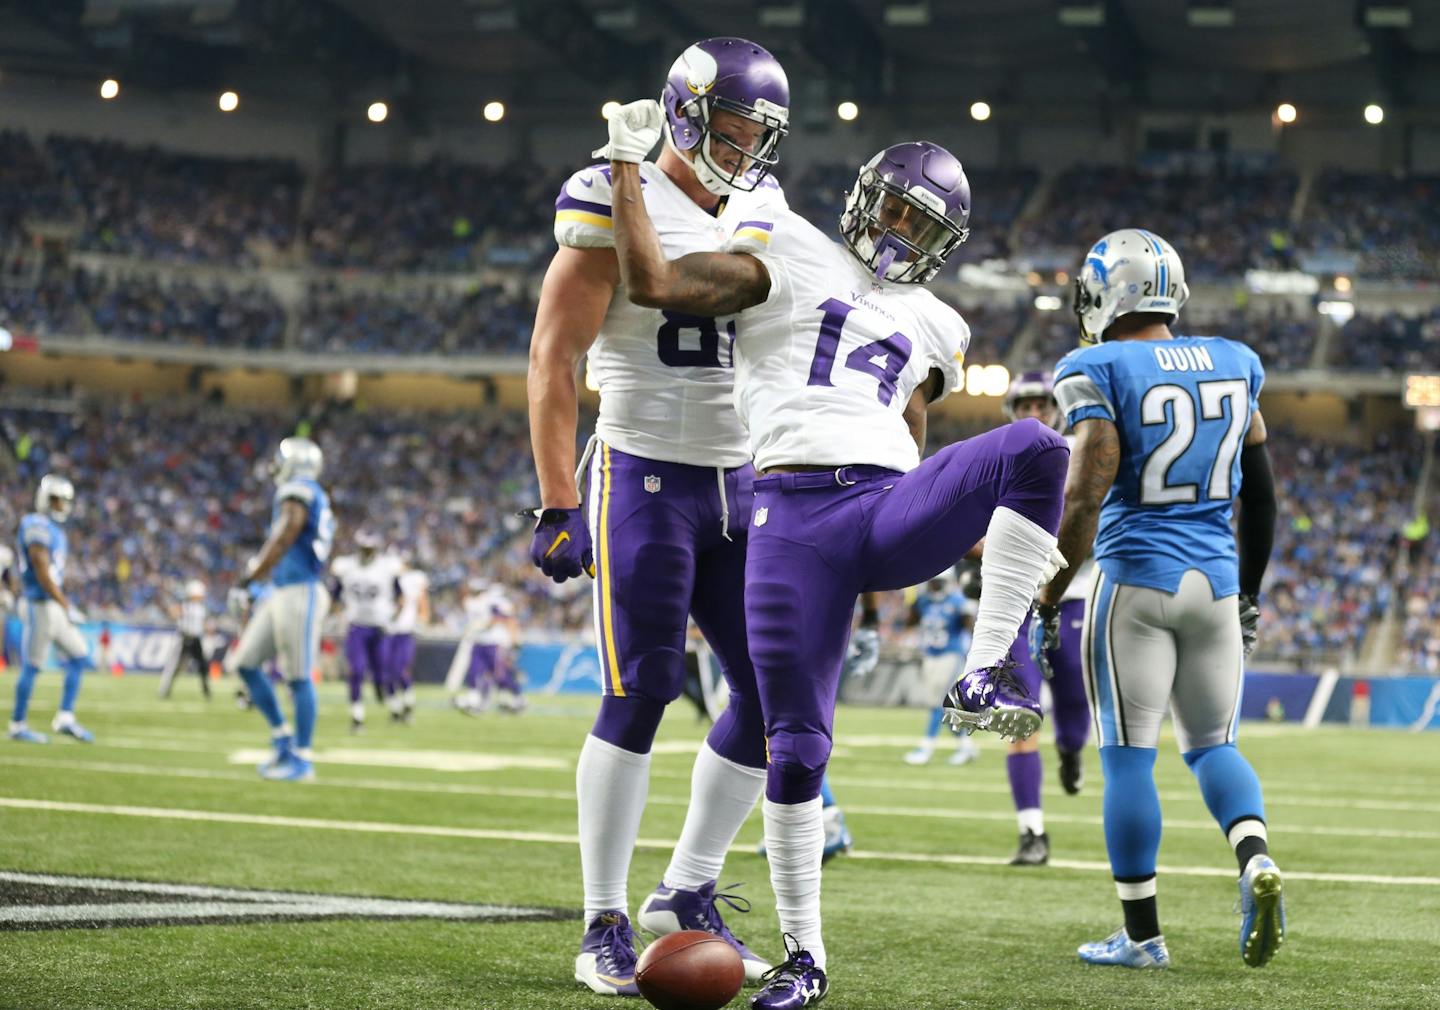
[841,169,969,284]
[670,98,787,196]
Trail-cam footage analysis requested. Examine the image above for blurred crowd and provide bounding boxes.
[2,398,590,635]
[4,394,1434,673]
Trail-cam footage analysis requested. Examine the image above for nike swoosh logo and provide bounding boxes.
[579,176,595,188]
[544,531,571,558]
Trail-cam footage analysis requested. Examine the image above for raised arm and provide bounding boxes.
[1036,417,1120,606]
[609,160,770,316]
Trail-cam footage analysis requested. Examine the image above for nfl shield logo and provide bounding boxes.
[755,506,768,527]
[643,475,662,494]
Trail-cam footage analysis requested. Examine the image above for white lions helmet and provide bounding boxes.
[35,474,75,523]
[185,579,206,599]
[1073,229,1190,346]
[272,437,323,484]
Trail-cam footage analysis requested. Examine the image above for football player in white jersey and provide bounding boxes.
[606,105,1069,1006]
[384,566,429,721]
[527,38,791,992]
[450,578,522,714]
[330,531,404,733]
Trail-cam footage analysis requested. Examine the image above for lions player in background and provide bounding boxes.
[1038,230,1283,970]
[992,372,1096,865]
[608,114,1069,1006]
[331,530,403,733]
[9,475,95,744]
[1,541,19,670]
[384,565,429,722]
[527,37,790,993]
[903,575,979,767]
[225,437,335,782]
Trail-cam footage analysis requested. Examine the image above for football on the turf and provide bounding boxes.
[635,930,745,1010]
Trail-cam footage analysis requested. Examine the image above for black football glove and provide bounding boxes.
[1238,593,1260,658]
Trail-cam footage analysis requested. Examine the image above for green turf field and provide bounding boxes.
[2,674,1437,1010]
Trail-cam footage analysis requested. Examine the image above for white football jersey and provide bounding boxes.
[464,588,516,647]
[734,212,970,472]
[554,161,786,467]
[389,569,429,634]
[331,553,404,629]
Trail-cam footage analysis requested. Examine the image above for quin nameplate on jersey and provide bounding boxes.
[0,871,574,932]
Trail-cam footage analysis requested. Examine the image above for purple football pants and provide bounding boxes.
[587,442,765,769]
[345,624,387,704]
[747,419,1068,803]
[383,632,416,695]
[1008,597,1091,754]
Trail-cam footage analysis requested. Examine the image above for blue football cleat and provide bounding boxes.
[821,806,851,863]
[1078,927,1170,968]
[260,752,314,782]
[1239,855,1285,968]
[574,911,640,996]
[51,716,94,743]
[8,724,49,744]
[256,735,294,776]
[751,935,827,1008]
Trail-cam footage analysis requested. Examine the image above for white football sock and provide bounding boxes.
[762,796,827,970]
[1017,807,1045,835]
[350,701,364,722]
[965,506,1059,674]
[663,743,766,890]
[578,733,652,924]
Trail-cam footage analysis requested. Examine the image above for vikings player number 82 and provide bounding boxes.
[656,310,734,368]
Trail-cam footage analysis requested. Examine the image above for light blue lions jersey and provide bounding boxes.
[269,479,335,588]
[915,591,972,657]
[17,513,66,602]
[1054,335,1263,598]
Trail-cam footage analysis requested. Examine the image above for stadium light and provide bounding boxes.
[837,101,859,121]
[970,101,991,122]
[1365,104,1385,125]
[483,101,506,123]
[1034,295,1063,312]
[966,364,1011,397]
[367,102,388,124]
[601,100,622,120]
[1334,275,1353,293]
[100,79,120,100]
[1275,102,1297,124]
[218,90,239,113]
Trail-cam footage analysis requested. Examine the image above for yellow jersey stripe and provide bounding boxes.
[598,444,624,696]
[732,227,772,245]
[555,210,614,230]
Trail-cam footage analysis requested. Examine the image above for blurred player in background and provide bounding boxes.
[0,542,18,670]
[331,530,403,733]
[224,437,334,782]
[384,564,429,722]
[9,474,95,744]
[608,119,1068,1007]
[996,372,1095,865]
[450,577,522,715]
[904,575,979,767]
[527,37,791,993]
[159,579,212,699]
[1041,229,1283,970]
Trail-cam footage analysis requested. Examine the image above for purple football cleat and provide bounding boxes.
[637,881,770,982]
[574,910,640,997]
[750,935,827,1008]
[942,656,1042,741]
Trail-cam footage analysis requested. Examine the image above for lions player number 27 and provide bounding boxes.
[1140,379,1249,505]
[807,298,913,406]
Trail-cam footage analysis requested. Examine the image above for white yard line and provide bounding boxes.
[3,758,1437,842]
[2,796,1435,888]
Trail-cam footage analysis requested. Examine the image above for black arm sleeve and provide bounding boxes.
[1236,441,1277,596]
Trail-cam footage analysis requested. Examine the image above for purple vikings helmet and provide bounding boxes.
[662,37,790,196]
[840,141,970,284]
[1002,371,1061,428]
